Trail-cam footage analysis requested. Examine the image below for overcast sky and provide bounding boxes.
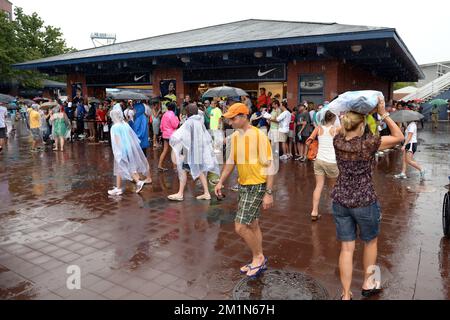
[11,0,450,65]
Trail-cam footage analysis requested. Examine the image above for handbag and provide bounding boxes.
[306,127,320,161]
[103,124,109,133]
[307,139,318,160]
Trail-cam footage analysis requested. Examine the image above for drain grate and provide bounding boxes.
[233,270,329,300]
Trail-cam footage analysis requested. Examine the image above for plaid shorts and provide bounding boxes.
[235,183,266,225]
[30,128,42,141]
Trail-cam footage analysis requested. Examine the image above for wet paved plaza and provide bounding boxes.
[0,122,449,300]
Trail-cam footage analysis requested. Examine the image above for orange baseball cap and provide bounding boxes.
[222,103,249,119]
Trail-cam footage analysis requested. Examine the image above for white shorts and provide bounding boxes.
[278,132,288,143]
[269,129,284,143]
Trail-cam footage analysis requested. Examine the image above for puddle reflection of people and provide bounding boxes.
[107,103,149,196]
[214,103,274,279]
[168,104,219,201]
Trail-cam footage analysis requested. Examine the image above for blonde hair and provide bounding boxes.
[342,111,365,137]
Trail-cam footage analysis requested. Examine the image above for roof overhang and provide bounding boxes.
[13,29,424,81]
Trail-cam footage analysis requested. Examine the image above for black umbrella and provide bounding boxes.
[202,86,249,99]
[390,110,424,123]
[7,103,19,110]
[107,91,148,101]
[0,93,15,104]
[21,99,35,106]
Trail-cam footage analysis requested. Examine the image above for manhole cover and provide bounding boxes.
[233,270,329,300]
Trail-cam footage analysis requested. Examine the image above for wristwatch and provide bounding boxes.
[265,189,273,195]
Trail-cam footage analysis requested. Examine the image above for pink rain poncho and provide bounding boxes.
[110,104,149,181]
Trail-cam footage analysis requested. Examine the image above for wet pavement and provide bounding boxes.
[0,121,449,300]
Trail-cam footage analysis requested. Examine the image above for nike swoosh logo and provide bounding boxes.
[258,68,277,77]
[134,75,146,82]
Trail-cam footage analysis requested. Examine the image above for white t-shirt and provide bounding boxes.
[277,110,291,134]
[144,104,151,117]
[406,122,417,144]
[124,108,135,121]
[0,106,7,128]
[309,110,316,123]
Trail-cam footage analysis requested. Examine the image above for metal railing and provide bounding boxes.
[437,63,450,77]
[402,70,450,101]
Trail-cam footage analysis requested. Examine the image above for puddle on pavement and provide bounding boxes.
[0,204,101,245]
[233,270,330,300]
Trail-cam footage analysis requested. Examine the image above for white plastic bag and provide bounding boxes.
[328,90,383,115]
[262,111,272,120]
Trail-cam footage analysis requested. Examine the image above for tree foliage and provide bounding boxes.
[0,7,75,88]
[393,82,417,91]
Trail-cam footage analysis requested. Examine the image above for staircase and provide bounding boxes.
[402,71,450,102]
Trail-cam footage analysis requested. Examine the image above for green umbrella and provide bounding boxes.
[429,99,448,106]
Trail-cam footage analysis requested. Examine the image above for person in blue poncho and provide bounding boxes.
[131,101,153,184]
[131,101,150,154]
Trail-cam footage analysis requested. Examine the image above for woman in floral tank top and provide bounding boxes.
[332,98,404,300]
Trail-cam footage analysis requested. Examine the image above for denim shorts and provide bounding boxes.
[332,201,382,242]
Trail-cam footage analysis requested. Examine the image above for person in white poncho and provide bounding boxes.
[108,103,149,196]
[168,103,220,201]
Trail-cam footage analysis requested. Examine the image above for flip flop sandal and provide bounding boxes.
[361,287,382,298]
[240,264,251,274]
[246,257,268,279]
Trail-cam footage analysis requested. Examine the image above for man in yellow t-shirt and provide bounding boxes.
[29,104,43,152]
[215,103,274,279]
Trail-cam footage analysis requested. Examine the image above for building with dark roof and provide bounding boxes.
[14,19,424,106]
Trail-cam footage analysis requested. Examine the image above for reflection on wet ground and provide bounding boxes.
[0,122,449,300]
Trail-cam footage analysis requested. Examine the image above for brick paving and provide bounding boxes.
[0,122,449,300]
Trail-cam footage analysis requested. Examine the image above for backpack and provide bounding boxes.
[76,105,85,119]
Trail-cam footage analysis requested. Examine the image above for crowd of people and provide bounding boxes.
[0,87,442,300]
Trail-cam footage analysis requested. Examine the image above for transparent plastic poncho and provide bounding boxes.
[110,104,149,181]
[169,114,220,181]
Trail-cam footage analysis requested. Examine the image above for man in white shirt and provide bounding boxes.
[123,101,135,123]
[276,102,291,160]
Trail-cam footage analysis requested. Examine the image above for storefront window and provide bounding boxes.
[299,74,324,105]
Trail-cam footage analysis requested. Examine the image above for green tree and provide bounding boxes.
[393,82,417,91]
[0,7,75,88]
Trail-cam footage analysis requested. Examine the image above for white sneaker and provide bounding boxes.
[280,154,288,160]
[135,181,145,193]
[230,185,240,192]
[394,173,407,179]
[196,194,211,200]
[108,187,123,196]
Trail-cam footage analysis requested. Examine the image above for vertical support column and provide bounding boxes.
[152,67,184,105]
[66,73,88,102]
